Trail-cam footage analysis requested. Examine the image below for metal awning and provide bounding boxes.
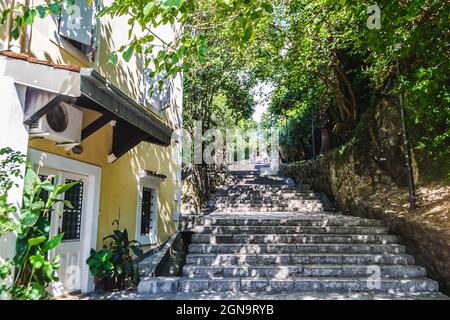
[80,68,173,147]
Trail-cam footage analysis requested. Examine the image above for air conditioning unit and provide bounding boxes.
[29,101,83,144]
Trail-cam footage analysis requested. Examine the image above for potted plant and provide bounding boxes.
[87,220,144,291]
[85,249,114,290]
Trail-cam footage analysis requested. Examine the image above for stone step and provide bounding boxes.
[212,206,324,212]
[193,226,389,235]
[202,217,384,227]
[185,253,414,266]
[219,187,314,192]
[214,193,317,199]
[191,234,399,244]
[229,182,309,187]
[188,243,406,254]
[216,188,313,193]
[182,265,426,279]
[237,180,290,186]
[178,277,438,293]
[212,200,324,207]
[212,196,319,202]
[212,207,324,213]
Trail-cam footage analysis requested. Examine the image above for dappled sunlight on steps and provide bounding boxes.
[136,169,448,299]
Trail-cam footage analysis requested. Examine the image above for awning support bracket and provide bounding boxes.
[23,94,66,126]
[81,113,114,141]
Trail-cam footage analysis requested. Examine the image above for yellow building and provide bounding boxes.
[0,0,182,294]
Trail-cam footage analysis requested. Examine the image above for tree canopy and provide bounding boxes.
[4,0,449,179]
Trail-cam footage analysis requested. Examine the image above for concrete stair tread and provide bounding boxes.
[183,264,426,278]
[132,290,449,300]
[183,264,424,269]
[177,277,438,293]
[203,216,384,226]
[186,253,413,258]
[185,253,415,266]
[188,243,406,254]
[191,233,399,244]
[193,226,389,235]
[192,233,397,237]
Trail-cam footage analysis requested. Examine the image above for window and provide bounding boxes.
[142,51,171,112]
[58,0,98,58]
[61,179,84,240]
[136,177,161,245]
[140,187,154,236]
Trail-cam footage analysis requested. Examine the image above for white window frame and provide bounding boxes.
[52,0,100,63]
[135,175,162,245]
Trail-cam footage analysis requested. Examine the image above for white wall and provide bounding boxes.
[0,76,29,293]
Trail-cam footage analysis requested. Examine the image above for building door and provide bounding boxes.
[39,168,88,294]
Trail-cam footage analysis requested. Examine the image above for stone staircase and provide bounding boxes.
[139,169,447,299]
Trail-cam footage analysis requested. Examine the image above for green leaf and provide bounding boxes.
[40,180,55,192]
[131,246,143,258]
[105,261,114,271]
[42,233,64,252]
[23,168,40,194]
[143,2,155,15]
[21,208,40,227]
[261,2,273,13]
[122,46,135,62]
[48,3,61,15]
[63,200,74,209]
[31,200,45,211]
[108,52,118,65]
[161,0,182,10]
[24,9,36,25]
[1,9,11,25]
[43,261,54,279]
[55,179,80,195]
[28,236,46,247]
[36,6,47,18]
[14,237,29,264]
[29,255,45,269]
[242,21,255,42]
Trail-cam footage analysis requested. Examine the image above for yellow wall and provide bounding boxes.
[1,0,182,248]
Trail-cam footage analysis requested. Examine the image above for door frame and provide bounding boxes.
[27,148,101,293]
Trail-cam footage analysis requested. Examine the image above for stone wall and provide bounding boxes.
[181,164,225,214]
[280,150,450,293]
[279,95,450,293]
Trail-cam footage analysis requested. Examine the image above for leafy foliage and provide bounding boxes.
[0,148,25,236]
[0,151,79,300]
[87,220,143,291]
[2,0,448,180]
[252,0,449,179]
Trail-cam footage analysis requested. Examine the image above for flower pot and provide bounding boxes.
[100,275,125,292]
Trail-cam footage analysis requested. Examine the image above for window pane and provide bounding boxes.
[62,179,84,240]
[140,187,154,236]
[59,0,94,46]
[143,50,171,111]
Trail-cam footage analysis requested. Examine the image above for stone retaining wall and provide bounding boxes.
[280,150,450,293]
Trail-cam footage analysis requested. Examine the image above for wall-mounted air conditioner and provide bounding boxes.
[29,101,83,144]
